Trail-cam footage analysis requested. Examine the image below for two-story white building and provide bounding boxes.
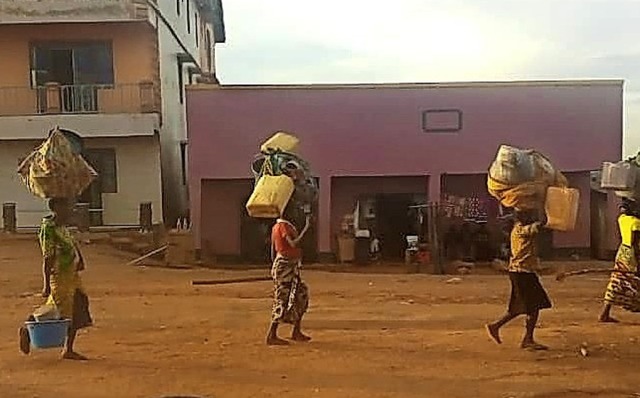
[0,0,225,228]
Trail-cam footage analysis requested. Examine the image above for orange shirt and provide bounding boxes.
[272,219,301,259]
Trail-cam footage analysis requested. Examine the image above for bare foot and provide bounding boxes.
[266,336,290,346]
[486,324,502,344]
[19,327,30,355]
[62,351,88,361]
[599,316,620,323]
[521,341,549,351]
[291,332,312,342]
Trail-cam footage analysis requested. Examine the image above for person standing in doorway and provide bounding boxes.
[266,204,312,345]
[486,209,552,351]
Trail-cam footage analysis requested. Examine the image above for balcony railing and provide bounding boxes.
[0,82,157,117]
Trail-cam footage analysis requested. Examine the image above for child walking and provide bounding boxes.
[486,209,552,350]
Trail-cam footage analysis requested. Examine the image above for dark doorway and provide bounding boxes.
[376,194,415,259]
[80,148,117,226]
[78,182,103,226]
[239,202,273,264]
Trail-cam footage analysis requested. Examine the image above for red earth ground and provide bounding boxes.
[0,236,639,398]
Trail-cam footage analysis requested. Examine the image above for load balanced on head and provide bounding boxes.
[16,126,96,360]
[245,131,318,345]
[486,145,579,351]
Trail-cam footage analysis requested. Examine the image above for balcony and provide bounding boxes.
[0,83,157,116]
[0,83,160,140]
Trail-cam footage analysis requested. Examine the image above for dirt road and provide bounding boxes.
[0,238,638,398]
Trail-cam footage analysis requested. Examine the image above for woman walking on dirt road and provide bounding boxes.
[266,204,312,346]
[600,199,640,322]
[20,198,93,360]
[486,209,552,351]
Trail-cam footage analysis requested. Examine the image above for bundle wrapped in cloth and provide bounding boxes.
[246,131,318,219]
[17,127,97,199]
[487,145,568,211]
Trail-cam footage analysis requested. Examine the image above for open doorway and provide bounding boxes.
[239,202,273,264]
[375,194,421,260]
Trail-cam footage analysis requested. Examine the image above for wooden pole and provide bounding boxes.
[556,268,637,282]
[126,245,168,266]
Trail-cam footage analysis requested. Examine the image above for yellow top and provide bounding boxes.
[508,221,542,273]
[618,214,640,246]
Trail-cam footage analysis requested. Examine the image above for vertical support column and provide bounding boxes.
[190,179,203,261]
[2,202,16,233]
[428,172,442,203]
[44,82,61,114]
[317,175,332,255]
[139,202,152,233]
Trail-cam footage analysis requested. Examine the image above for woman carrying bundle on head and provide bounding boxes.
[486,209,552,351]
[599,198,640,322]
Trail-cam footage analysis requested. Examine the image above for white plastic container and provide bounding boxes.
[601,161,637,191]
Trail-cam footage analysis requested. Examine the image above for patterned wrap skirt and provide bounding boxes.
[271,256,309,324]
[604,244,640,312]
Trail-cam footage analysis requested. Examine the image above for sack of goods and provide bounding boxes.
[599,158,640,200]
[246,131,318,219]
[487,145,578,231]
[17,127,97,199]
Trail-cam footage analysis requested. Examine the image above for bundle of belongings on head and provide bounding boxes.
[487,145,579,231]
[598,153,640,200]
[246,131,318,219]
[17,126,97,200]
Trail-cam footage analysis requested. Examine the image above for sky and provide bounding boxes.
[215,0,640,156]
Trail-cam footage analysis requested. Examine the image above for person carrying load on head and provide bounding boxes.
[600,198,640,322]
[266,202,312,346]
[486,209,552,351]
[17,127,95,360]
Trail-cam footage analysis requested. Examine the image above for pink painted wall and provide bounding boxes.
[187,81,623,254]
[200,179,252,256]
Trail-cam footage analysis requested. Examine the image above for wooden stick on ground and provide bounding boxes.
[192,276,271,286]
[126,245,168,266]
[556,268,638,282]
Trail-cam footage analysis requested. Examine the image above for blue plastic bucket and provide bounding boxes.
[25,319,70,349]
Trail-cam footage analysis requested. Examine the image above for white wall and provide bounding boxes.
[87,136,163,225]
[153,0,217,222]
[0,136,162,228]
